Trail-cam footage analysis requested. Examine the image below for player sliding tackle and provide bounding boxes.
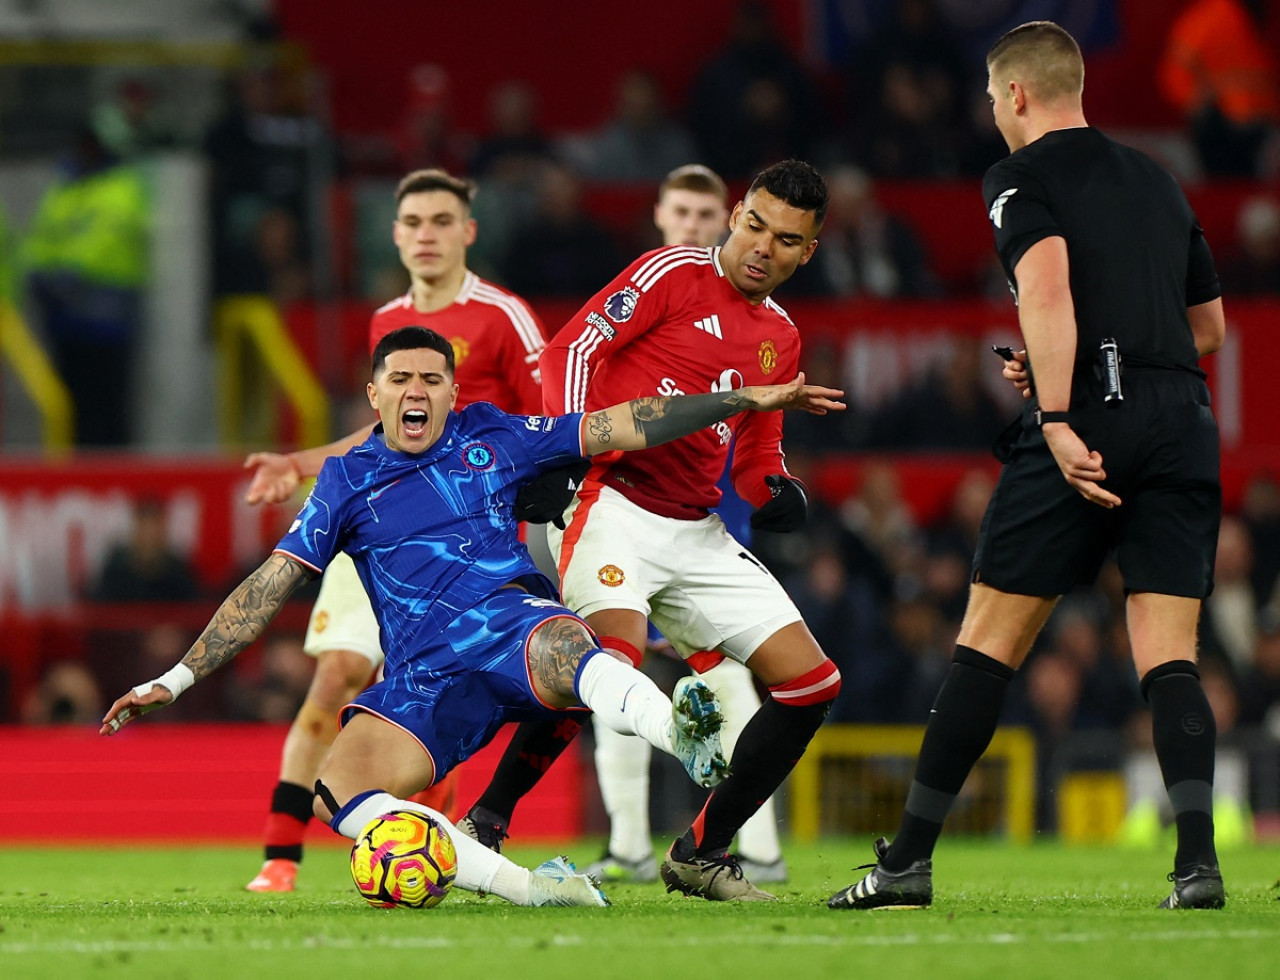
[101,325,843,908]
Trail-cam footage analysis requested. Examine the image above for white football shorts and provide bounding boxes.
[547,485,801,664]
[302,551,384,666]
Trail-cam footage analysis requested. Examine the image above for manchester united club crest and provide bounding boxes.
[450,336,470,367]
[758,339,778,375]
[598,564,626,587]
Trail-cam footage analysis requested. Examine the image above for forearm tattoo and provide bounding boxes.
[529,617,600,699]
[588,410,615,445]
[182,553,313,682]
[629,390,753,447]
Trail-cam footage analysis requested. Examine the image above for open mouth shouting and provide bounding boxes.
[402,409,429,440]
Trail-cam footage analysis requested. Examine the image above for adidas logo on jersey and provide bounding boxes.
[988,188,1017,228]
[693,314,723,339]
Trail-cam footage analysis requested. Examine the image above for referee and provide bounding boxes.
[828,21,1227,911]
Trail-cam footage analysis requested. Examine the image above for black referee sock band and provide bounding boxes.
[1144,661,1218,870]
[1139,659,1200,702]
[953,643,1017,680]
[904,781,957,825]
[271,781,316,822]
[883,645,1013,872]
[1167,779,1214,816]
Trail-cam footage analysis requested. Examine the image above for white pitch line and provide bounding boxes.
[2,929,1276,956]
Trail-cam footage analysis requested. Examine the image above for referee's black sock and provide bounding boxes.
[471,716,585,826]
[1141,660,1218,872]
[882,645,1015,872]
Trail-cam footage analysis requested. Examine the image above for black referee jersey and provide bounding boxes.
[982,127,1220,378]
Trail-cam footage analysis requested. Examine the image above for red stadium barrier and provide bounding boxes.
[0,721,582,844]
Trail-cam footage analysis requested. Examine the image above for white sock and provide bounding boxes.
[593,716,653,860]
[335,790,531,903]
[577,652,675,755]
[702,660,782,863]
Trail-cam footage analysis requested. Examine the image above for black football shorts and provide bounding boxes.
[972,373,1221,598]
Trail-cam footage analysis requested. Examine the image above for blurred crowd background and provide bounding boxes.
[2,0,1280,838]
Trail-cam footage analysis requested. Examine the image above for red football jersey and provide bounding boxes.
[369,270,546,413]
[541,245,800,520]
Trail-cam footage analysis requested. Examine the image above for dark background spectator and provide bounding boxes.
[88,498,201,603]
[686,0,823,178]
[788,166,938,298]
[862,339,1011,450]
[499,164,623,297]
[566,70,697,181]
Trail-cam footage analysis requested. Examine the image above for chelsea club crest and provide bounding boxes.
[463,442,495,469]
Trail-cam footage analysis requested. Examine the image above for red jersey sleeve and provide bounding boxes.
[540,248,682,414]
[730,340,801,507]
[501,299,548,414]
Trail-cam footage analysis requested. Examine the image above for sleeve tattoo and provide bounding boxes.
[628,390,753,446]
[182,553,315,682]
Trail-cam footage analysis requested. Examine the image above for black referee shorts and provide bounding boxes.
[972,372,1221,598]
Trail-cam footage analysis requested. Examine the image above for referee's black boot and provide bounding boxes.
[1158,864,1225,909]
[827,837,932,910]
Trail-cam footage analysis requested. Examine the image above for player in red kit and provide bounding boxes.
[461,160,838,901]
[241,169,547,892]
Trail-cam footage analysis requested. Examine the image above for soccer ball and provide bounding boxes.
[350,810,458,909]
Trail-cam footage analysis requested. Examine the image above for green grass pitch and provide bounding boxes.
[2,839,1277,979]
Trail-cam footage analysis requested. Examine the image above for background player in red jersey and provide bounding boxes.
[463,159,836,901]
[240,169,547,892]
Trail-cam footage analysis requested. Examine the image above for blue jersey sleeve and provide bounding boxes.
[273,460,350,573]
[500,410,587,474]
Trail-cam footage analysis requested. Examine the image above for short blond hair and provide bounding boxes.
[987,21,1084,104]
[659,164,728,203]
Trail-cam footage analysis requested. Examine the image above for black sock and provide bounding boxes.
[679,695,833,859]
[472,715,585,825]
[264,780,314,863]
[883,645,1015,872]
[1142,660,1218,871]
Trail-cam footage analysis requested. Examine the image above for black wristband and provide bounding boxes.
[1034,409,1070,427]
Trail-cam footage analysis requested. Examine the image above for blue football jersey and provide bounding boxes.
[276,402,586,674]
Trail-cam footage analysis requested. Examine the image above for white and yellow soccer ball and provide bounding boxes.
[350,810,458,909]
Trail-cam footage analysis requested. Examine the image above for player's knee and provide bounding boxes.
[292,697,341,742]
[310,649,375,707]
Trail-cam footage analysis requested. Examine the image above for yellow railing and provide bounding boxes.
[214,295,329,451]
[789,723,1037,843]
[0,300,74,453]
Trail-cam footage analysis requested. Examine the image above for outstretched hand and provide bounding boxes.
[243,452,301,505]
[744,373,846,415]
[99,683,174,736]
[1043,424,1122,509]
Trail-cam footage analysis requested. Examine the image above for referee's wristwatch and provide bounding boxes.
[1034,409,1070,426]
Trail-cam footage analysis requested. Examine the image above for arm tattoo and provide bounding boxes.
[588,410,615,445]
[528,617,599,700]
[629,390,752,447]
[182,553,314,683]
